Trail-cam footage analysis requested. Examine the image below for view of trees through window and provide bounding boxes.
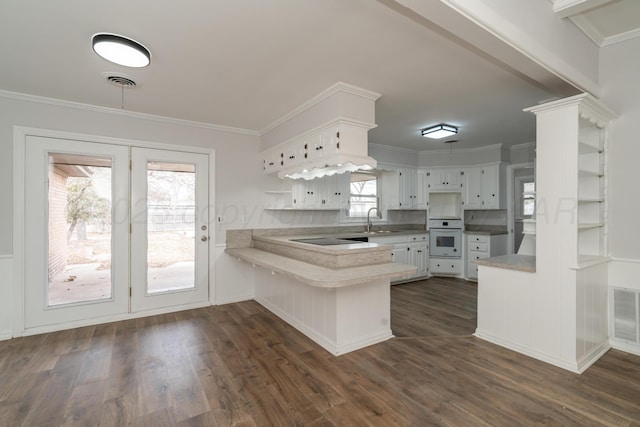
[48,154,114,306]
[47,154,198,305]
[349,172,378,217]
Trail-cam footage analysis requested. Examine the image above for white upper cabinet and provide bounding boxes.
[322,174,350,209]
[281,140,308,168]
[464,163,506,209]
[290,174,349,210]
[416,169,429,210]
[262,121,377,179]
[381,167,420,210]
[426,168,464,192]
[261,83,380,179]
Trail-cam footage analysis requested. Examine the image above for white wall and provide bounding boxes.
[601,37,640,278]
[369,143,420,167]
[510,142,536,165]
[418,143,507,166]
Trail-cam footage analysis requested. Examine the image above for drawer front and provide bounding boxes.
[468,242,488,252]
[467,234,489,244]
[408,233,429,242]
[430,258,462,275]
[468,250,487,261]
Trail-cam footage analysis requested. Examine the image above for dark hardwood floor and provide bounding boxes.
[1,277,639,426]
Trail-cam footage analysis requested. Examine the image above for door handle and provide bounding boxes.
[201,236,208,242]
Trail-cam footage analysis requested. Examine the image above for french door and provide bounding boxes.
[130,147,209,312]
[23,136,210,330]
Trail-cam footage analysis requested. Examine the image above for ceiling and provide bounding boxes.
[0,0,624,152]
[553,0,640,46]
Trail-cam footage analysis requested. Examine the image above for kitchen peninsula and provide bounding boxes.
[225,227,420,355]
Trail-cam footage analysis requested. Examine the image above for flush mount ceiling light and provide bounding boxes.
[421,124,458,139]
[92,33,150,67]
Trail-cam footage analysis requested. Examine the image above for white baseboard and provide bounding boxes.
[215,294,254,305]
[474,329,610,374]
[0,255,12,339]
[255,296,393,356]
[19,301,212,338]
[610,339,640,357]
[256,295,338,354]
[575,340,612,373]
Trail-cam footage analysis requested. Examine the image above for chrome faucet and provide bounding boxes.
[366,207,378,232]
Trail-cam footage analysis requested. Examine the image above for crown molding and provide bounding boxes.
[0,89,260,136]
[419,142,504,155]
[525,92,617,125]
[552,0,614,18]
[260,82,381,135]
[601,27,640,47]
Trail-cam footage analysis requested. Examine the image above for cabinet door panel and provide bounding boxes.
[465,167,482,209]
[481,166,499,208]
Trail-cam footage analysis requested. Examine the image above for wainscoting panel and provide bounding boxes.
[215,245,255,304]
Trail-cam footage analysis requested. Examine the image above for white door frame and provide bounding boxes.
[12,126,216,337]
[506,162,534,254]
[24,136,131,329]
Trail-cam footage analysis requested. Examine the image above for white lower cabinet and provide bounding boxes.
[370,233,429,282]
[390,245,409,265]
[409,243,429,277]
[465,233,507,281]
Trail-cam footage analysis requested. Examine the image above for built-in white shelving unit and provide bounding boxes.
[475,94,618,374]
[526,93,615,268]
[576,117,607,265]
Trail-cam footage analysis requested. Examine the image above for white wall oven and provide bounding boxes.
[429,219,462,258]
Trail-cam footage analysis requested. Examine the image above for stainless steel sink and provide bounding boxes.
[362,230,397,235]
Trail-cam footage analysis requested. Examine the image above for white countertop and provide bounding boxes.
[226,247,416,288]
[475,254,536,272]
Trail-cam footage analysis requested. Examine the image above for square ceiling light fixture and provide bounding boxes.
[92,33,151,68]
[421,124,458,139]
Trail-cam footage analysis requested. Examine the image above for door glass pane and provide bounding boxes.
[146,161,196,294]
[48,153,113,306]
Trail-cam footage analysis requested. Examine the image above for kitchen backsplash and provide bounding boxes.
[387,210,428,226]
[464,209,507,226]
